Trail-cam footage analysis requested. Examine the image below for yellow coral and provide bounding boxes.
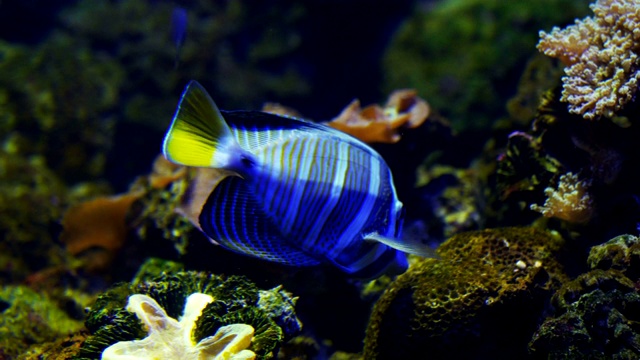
[538,0,640,120]
[102,293,256,360]
[530,172,594,223]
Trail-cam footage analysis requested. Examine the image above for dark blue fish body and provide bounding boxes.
[163,81,427,278]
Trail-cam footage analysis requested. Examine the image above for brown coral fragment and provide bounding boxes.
[61,192,143,262]
[324,89,430,143]
[148,155,187,189]
[175,167,228,237]
[537,0,640,120]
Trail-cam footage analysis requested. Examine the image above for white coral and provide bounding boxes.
[102,293,256,360]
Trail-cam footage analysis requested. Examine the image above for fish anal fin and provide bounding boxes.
[200,176,321,266]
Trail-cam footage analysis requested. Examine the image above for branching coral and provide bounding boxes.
[538,0,640,120]
[530,172,594,223]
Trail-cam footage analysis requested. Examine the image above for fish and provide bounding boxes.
[171,6,188,69]
[162,81,430,278]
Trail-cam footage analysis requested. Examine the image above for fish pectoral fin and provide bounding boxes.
[162,80,244,169]
[364,232,435,258]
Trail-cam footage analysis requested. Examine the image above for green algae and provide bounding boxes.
[0,286,85,359]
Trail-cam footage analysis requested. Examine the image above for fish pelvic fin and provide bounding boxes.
[163,80,252,173]
[364,232,435,258]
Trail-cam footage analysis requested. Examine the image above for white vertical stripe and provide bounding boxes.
[329,153,381,258]
[280,137,316,233]
[302,141,350,249]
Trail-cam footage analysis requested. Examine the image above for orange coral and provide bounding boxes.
[324,89,430,143]
[61,192,143,269]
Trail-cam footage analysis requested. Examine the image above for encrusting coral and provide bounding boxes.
[364,227,567,359]
[102,293,256,359]
[538,0,640,120]
[530,172,594,224]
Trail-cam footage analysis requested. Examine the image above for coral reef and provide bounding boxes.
[383,0,590,130]
[364,227,566,359]
[75,271,301,360]
[0,285,85,359]
[538,0,640,120]
[530,234,640,358]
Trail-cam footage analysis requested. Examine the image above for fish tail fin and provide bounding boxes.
[163,80,252,173]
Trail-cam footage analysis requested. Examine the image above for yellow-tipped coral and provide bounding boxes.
[530,172,594,224]
[537,0,640,120]
[102,293,256,360]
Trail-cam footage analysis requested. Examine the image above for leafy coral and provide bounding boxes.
[364,227,566,359]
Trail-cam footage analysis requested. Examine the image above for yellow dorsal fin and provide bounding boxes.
[162,80,240,168]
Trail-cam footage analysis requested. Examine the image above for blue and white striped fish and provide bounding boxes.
[162,81,429,278]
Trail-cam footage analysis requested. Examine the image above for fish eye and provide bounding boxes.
[240,155,255,168]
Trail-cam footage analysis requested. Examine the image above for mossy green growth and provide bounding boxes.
[131,257,185,285]
[0,35,123,182]
[0,150,71,283]
[128,169,201,255]
[383,0,590,131]
[364,227,566,359]
[0,286,85,359]
[75,271,301,360]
